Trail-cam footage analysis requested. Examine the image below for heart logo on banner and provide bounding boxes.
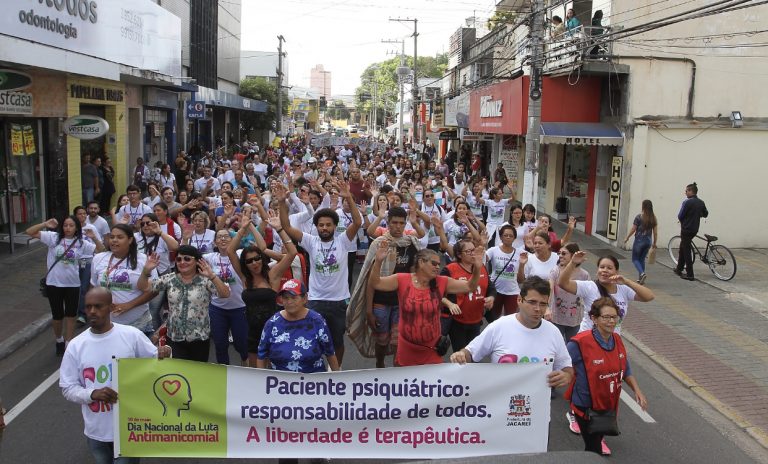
[162,380,181,395]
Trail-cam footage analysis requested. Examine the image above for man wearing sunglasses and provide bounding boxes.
[450,276,573,390]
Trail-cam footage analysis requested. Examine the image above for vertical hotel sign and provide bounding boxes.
[607,156,622,240]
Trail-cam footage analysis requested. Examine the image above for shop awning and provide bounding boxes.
[540,122,623,146]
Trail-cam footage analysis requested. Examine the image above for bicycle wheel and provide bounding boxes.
[668,236,681,265]
[707,245,737,281]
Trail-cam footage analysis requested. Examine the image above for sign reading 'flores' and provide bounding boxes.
[63,115,109,140]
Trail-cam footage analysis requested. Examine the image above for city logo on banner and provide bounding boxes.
[63,115,110,140]
[0,69,33,115]
[479,95,502,118]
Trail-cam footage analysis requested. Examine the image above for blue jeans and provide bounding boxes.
[209,304,248,364]
[77,260,92,319]
[632,235,652,276]
[86,437,139,464]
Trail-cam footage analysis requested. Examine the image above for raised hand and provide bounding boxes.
[44,218,59,229]
[519,251,529,266]
[150,221,163,236]
[197,259,216,279]
[267,215,281,231]
[571,250,586,265]
[375,239,391,262]
[144,252,160,272]
[568,216,577,229]
[182,223,194,240]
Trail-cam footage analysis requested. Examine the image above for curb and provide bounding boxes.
[0,314,52,362]
[622,331,768,451]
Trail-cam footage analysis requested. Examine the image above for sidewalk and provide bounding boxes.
[551,221,768,449]
[0,244,51,360]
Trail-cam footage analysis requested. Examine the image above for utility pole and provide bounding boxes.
[276,35,286,136]
[383,38,407,150]
[522,0,544,207]
[390,18,418,145]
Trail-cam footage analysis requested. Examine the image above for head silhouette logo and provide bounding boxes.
[153,374,192,417]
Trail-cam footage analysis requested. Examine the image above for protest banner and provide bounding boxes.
[114,359,551,459]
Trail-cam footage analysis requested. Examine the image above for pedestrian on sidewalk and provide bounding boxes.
[59,287,171,464]
[674,182,708,281]
[624,200,658,285]
[27,217,96,355]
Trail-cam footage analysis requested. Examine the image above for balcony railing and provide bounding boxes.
[544,25,615,74]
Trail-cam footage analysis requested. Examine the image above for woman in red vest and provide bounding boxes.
[566,297,648,456]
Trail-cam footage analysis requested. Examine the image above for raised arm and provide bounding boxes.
[26,218,58,239]
[338,180,362,241]
[560,216,576,245]
[276,184,303,243]
[367,211,384,239]
[369,239,399,291]
[150,221,179,251]
[446,252,482,294]
[557,250,584,294]
[227,226,247,282]
[267,216,298,288]
[517,251,529,284]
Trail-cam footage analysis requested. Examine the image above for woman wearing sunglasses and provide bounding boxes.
[369,246,482,366]
[227,209,297,367]
[138,245,231,362]
[135,213,179,331]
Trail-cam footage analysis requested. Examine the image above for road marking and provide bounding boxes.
[621,389,656,423]
[4,369,60,425]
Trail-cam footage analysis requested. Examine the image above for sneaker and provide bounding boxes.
[681,275,695,281]
[673,268,682,276]
[639,273,647,285]
[601,438,611,455]
[56,341,66,356]
[566,411,580,434]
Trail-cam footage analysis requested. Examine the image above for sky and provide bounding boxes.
[240,0,498,96]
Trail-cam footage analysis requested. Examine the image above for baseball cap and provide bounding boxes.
[308,157,317,163]
[279,279,307,296]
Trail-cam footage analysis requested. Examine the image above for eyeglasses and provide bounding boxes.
[424,194,434,198]
[522,299,550,309]
[245,256,262,264]
[175,256,195,263]
[140,221,152,226]
[598,315,621,321]
[462,248,475,254]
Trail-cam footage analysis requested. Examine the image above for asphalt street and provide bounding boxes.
[1,317,765,464]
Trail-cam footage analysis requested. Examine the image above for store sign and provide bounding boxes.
[0,69,33,115]
[469,81,517,134]
[444,94,470,128]
[479,96,502,118]
[70,84,124,102]
[187,101,205,119]
[3,0,182,77]
[607,156,623,240]
[63,115,110,140]
[459,129,495,142]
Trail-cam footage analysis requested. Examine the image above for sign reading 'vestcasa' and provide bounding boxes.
[63,115,109,140]
[0,69,33,115]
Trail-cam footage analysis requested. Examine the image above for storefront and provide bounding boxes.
[444,94,470,159]
[66,76,127,212]
[539,122,624,238]
[0,68,67,252]
[143,87,178,168]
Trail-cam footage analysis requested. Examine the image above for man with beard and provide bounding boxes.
[278,180,362,366]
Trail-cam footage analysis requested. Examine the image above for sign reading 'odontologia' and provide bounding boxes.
[3,0,182,77]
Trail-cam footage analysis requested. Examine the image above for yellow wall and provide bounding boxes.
[627,125,768,248]
[66,76,127,212]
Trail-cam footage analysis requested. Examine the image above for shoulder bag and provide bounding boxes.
[40,239,78,298]
[583,408,621,436]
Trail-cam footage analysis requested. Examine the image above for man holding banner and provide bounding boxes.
[60,288,171,464]
[450,276,574,388]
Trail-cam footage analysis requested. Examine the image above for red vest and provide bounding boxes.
[444,262,489,325]
[566,330,627,418]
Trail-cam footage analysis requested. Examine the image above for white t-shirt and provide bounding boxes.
[485,199,510,225]
[253,163,268,184]
[301,232,357,301]
[159,173,176,191]
[204,252,245,309]
[160,222,182,242]
[91,252,157,328]
[189,230,216,254]
[80,224,101,259]
[142,195,162,208]
[134,233,172,273]
[194,176,221,193]
[421,203,445,245]
[87,215,111,238]
[334,208,355,239]
[59,323,157,442]
[524,252,559,280]
[443,219,468,246]
[117,203,152,226]
[41,232,96,287]
[485,246,523,296]
[466,314,572,371]
[575,280,637,334]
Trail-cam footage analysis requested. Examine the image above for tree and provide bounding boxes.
[354,53,448,131]
[239,77,288,133]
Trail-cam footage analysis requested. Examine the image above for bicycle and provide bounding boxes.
[667,234,737,281]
